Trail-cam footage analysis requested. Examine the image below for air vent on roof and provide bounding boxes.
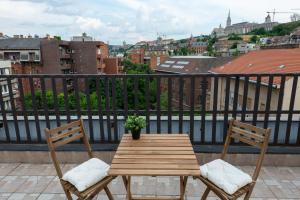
[279,65,285,69]
[248,64,253,67]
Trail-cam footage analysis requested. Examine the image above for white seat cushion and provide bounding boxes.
[62,158,110,192]
[200,159,252,195]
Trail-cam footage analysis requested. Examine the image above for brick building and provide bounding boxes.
[0,37,122,92]
[128,47,168,70]
[156,56,232,109]
[189,42,208,55]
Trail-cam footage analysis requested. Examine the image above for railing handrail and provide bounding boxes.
[1,72,300,78]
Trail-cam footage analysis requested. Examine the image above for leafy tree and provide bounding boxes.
[250,35,259,43]
[207,35,217,56]
[228,33,242,40]
[230,42,238,49]
[248,28,267,35]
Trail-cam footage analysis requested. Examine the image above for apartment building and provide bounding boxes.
[0,38,42,92]
[0,61,18,110]
[190,41,208,55]
[128,47,168,70]
[156,56,232,109]
[0,37,122,92]
[210,48,300,116]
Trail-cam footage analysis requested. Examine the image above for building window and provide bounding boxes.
[2,85,8,93]
[0,68,5,75]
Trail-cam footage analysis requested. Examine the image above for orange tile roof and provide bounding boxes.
[211,48,300,84]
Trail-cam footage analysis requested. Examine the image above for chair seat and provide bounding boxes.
[62,158,110,192]
[200,159,252,195]
[61,176,114,199]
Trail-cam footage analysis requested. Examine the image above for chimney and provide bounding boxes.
[0,32,3,37]
[20,35,24,38]
[13,35,19,38]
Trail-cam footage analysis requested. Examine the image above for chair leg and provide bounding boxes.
[63,188,73,200]
[244,188,254,200]
[201,187,210,200]
[104,186,114,200]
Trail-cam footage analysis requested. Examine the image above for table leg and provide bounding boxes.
[123,176,132,200]
[122,176,128,192]
[180,176,188,200]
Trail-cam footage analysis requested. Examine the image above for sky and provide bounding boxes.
[0,0,299,45]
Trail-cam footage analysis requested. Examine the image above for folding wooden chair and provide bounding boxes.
[197,119,271,200]
[45,119,115,200]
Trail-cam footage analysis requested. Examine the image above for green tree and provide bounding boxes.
[230,42,238,49]
[228,33,242,40]
[248,28,267,35]
[250,35,259,43]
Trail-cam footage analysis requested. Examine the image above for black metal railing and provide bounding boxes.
[1,73,300,150]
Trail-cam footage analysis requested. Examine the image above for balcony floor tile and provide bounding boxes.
[0,163,299,199]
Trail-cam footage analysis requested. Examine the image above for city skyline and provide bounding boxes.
[0,0,298,45]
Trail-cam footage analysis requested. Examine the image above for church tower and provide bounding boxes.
[265,14,271,23]
[226,10,231,27]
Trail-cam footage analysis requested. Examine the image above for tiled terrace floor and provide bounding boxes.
[0,163,300,200]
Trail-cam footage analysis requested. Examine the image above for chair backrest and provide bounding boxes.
[221,119,271,181]
[45,118,93,178]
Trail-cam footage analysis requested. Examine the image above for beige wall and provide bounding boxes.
[210,77,280,115]
[282,77,300,111]
[282,77,300,119]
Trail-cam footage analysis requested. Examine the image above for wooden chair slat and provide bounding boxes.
[47,120,81,135]
[231,133,263,148]
[231,126,264,141]
[232,120,266,136]
[53,134,83,148]
[50,127,83,142]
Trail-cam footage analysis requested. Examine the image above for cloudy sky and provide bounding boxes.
[0,0,299,44]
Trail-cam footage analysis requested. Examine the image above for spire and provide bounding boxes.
[265,14,271,23]
[226,9,231,27]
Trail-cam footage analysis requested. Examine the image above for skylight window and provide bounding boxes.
[177,61,189,65]
[165,61,175,64]
[172,65,184,69]
[279,65,285,69]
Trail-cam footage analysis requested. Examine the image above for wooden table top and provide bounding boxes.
[109,134,200,176]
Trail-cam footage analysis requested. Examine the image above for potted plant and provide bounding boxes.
[125,115,146,140]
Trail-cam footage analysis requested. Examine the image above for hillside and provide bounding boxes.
[249,20,300,36]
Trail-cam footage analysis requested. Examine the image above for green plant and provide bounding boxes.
[125,115,146,131]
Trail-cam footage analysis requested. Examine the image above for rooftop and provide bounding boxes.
[211,48,300,84]
[0,38,41,50]
[156,56,232,74]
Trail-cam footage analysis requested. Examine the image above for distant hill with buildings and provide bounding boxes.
[249,20,300,36]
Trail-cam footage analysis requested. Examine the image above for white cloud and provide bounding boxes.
[0,0,299,44]
[76,17,103,31]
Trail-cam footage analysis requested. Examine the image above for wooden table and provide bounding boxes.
[109,134,200,200]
